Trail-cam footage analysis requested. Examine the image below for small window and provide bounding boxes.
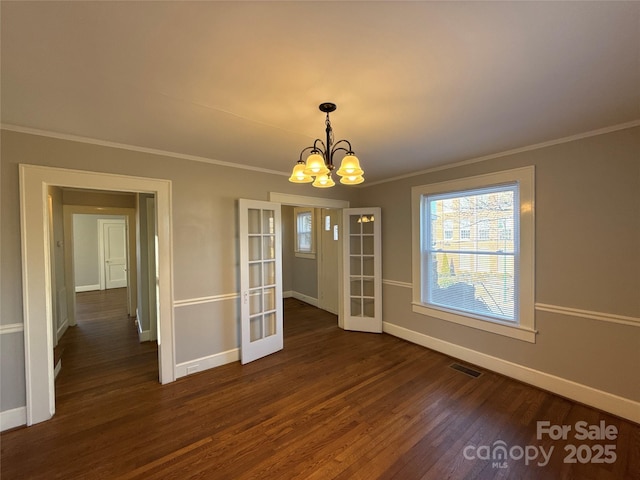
[294,208,315,258]
[444,220,454,241]
[411,167,535,342]
[460,219,471,241]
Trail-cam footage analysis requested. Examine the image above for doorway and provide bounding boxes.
[269,192,349,326]
[72,214,129,293]
[20,164,175,426]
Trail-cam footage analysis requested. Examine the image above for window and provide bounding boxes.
[444,220,454,240]
[411,167,535,342]
[460,219,471,240]
[477,220,490,241]
[294,207,315,258]
[498,218,513,240]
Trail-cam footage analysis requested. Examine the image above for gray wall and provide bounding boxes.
[356,126,640,401]
[0,129,355,412]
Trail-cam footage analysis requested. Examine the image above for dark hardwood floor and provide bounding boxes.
[1,289,638,479]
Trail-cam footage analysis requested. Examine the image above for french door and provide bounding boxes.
[239,199,283,364]
[342,208,382,332]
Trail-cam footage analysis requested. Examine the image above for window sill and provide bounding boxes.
[412,302,537,343]
[295,252,316,260]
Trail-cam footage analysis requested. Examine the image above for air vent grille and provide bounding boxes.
[450,363,482,378]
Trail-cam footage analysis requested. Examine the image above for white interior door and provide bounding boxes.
[99,219,128,289]
[342,208,382,332]
[239,199,283,364]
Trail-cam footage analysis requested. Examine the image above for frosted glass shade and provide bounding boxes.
[336,154,363,177]
[288,162,313,183]
[339,174,364,185]
[303,153,329,176]
[312,173,335,188]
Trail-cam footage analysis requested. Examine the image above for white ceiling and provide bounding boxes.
[2,1,639,184]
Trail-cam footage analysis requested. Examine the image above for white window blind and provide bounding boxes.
[422,184,518,322]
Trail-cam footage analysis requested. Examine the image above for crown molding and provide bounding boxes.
[0,124,289,177]
[3,119,638,187]
[363,119,640,187]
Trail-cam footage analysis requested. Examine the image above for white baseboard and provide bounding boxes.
[175,348,240,379]
[283,290,293,299]
[56,318,69,341]
[75,284,100,293]
[54,359,62,379]
[292,291,318,307]
[138,330,150,342]
[135,317,151,342]
[138,329,150,342]
[0,407,27,432]
[383,322,640,424]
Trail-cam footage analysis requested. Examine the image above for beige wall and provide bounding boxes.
[356,126,640,401]
[63,189,136,208]
[0,129,355,412]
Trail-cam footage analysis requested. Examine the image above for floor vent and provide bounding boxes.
[450,363,482,378]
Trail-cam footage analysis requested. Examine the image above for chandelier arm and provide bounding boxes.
[331,139,353,153]
[297,146,316,162]
[330,146,353,157]
[312,138,327,155]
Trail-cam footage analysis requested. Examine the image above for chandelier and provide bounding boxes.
[288,102,363,188]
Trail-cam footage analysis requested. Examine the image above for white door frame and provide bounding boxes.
[268,192,349,327]
[19,164,176,426]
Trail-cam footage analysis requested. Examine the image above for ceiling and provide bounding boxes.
[2,1,639,184]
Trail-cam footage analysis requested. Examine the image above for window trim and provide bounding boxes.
[411,166,536,343]
[294,207,316,259]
